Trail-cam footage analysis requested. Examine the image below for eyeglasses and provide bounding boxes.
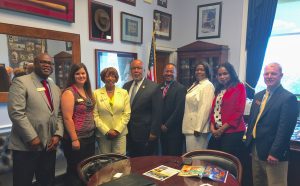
[39,60,54,66]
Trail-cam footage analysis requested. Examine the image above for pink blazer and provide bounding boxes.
[210,83,246,133]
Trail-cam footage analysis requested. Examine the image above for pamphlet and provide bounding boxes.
[178,164,228,183]
[143,165,180,181]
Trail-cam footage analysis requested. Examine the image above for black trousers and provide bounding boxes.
[127,135,158,157]
[12,149,56,186]
[208,131,244,160]
[161,134,184,156]
[62,135,95,186]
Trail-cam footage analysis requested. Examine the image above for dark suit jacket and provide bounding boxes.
[159,81,186,138]
[245,85,299,161]
[123,79,162,142]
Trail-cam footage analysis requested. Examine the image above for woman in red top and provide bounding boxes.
[208,62,246,159]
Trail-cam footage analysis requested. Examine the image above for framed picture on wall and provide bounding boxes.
[121,12,143,44]
[157,0,167,8]
[196,2,222,39]
[89,0,113,42]
[117,0,136,6]
[0,0,75,23]
[95,50,137,88]
[153,10,172,40]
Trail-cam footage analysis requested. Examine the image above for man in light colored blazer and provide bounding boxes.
[8,53,63,186]
[123,59,163,157]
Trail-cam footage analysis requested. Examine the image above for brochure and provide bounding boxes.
[143,165,180,181]
[178,164,228,183]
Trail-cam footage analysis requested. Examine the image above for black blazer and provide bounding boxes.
[123,79,162,142]
[245,85,299,161]
[159,81,186,138]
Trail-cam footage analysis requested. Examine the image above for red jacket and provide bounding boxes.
[210,83,246,133]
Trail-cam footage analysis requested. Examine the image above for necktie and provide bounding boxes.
[162,84,169,98]
[41,80,53,111]
[252,90,269,138]
[130,82,138,105]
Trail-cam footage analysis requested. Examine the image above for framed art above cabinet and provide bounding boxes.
[177,41,229,87]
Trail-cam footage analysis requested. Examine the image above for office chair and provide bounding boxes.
[182,149,242,185]
[77,153,128,183]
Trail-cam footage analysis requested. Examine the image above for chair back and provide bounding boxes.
[77,153,128,183]
[182,150,242,185]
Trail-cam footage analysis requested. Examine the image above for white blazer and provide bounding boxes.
[182,79,215,134]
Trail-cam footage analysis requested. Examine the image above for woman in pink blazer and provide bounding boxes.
[208,62,246,160]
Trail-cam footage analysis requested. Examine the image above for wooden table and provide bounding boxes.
[87,156,240,186]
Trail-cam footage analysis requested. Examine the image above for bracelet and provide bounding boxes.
[72,139,78,142]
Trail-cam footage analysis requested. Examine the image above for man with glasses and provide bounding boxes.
[123,59,162,157]
[8,53,64,186]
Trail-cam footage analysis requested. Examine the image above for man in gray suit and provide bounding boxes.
[8,53,64,186]
[123,59,162,157]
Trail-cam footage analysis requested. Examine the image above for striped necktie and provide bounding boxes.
[252,90,269,138]
[130,82,138,105]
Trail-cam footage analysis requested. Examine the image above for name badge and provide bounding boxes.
[77,98,84,102]
[37,87,46,92]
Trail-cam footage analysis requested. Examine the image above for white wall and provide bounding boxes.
[0,0,246,126]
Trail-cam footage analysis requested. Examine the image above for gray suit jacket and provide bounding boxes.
[8,72,64,151]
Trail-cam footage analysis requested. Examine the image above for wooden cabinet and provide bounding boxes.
[54,51,72,89]
[177,41,229,87]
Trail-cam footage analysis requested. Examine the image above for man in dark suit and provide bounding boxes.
[8,53,64,186]
[123,59,162,157]
[245,63,299,186]
[159,63,186,155]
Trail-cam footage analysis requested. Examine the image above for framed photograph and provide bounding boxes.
[0,0,74,23]
[89,0,113,42]
[121,12,143,44]
[66,41,72,51]
[157,0,167,8]
[117,0,136,6]
[95,50,137,88]
[196,2,222,39]
[153,10,172,40]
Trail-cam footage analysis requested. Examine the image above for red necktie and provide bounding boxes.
[163,85,169,98]
[41,80,53,111]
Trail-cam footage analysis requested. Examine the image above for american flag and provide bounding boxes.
[147,31,157,82]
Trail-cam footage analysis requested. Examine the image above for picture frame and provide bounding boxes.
[95,49,137,88]
[153,10,172,40]
[121,12,143,44]
[157,0,167,8]
[0,0,75,23]
[196,2,222,39]
[117,0,136,6]
[89,0,113,42]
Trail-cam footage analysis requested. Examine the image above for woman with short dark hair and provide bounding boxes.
[94,67,130,155]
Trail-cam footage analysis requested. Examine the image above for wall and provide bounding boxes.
[0,0,246,126]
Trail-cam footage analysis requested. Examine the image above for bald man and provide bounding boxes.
[123,59,162,157]
[8,53,63,186]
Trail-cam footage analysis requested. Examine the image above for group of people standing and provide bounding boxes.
[7,53,299,186]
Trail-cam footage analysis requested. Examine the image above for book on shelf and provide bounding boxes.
[178,164,229,183]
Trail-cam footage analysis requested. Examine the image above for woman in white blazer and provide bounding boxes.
[94,67,131,155]
[182,62,215,152]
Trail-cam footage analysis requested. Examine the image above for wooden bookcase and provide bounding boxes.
[177,41,229,87]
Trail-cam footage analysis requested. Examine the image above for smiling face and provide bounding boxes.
[163,64,176,83]
[263,63,283,90]
[104,72,117,89]
[217,67,231,87]
[130,60,144,82]
[74,67,87,86]
[195,64,207,81]
[34,53,53,79]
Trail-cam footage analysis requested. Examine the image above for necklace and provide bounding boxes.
[106,89,114,93]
